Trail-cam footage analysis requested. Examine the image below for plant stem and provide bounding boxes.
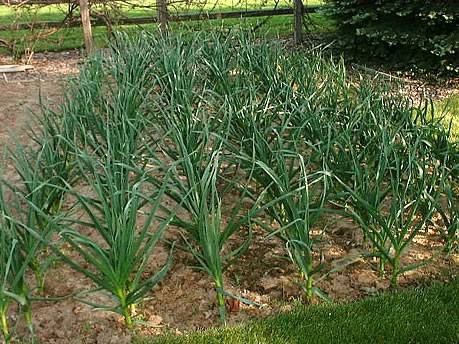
[0,304,10,344]
[390,256,400,288]
[33,266,45,295]
[215,280,226,325]
[23,301,34,338]
[305,275,314,302]
[379,257,386,276]
[117,290,134,329]
[122,307,133,329]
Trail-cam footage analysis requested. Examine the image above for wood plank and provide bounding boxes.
[0,64,34,72]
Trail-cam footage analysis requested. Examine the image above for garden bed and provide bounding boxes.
[0,36,458,344]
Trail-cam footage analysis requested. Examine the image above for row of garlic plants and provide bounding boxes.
[1,31,457,342]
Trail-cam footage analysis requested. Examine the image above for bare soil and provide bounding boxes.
[0,52,458,344]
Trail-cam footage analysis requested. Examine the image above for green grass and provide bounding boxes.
[436,94,459,141]
[0,13,334,54]
[140,280,459,344]
[0,0,330,54]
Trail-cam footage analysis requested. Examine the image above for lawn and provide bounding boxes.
[437,94,459,141]
[143,280,459,344]
[0,0,330,54]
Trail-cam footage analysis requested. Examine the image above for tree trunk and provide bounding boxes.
[156,0,168,33]
[294,0,303,44]
[79,0,93,54]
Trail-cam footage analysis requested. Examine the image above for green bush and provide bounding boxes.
[325,0,459,73]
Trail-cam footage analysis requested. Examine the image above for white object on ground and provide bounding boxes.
[0,65,34,73]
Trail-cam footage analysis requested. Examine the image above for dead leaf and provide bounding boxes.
[148,314,163,326]
[225,298,241,313]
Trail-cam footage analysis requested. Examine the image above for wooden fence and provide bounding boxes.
[0,0,318,52]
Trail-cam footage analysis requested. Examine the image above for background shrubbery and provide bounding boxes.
[325,0,459,74]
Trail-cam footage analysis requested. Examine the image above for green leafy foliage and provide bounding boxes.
[325,0,459,73]
[0,187,35,343]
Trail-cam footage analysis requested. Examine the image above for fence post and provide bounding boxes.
[156,0,168,32]
[79,0,93,53]
[293,0,303,44]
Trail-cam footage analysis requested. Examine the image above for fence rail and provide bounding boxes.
[1,0,91,5]
[0,7,321,31]
[0,0,317,52]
